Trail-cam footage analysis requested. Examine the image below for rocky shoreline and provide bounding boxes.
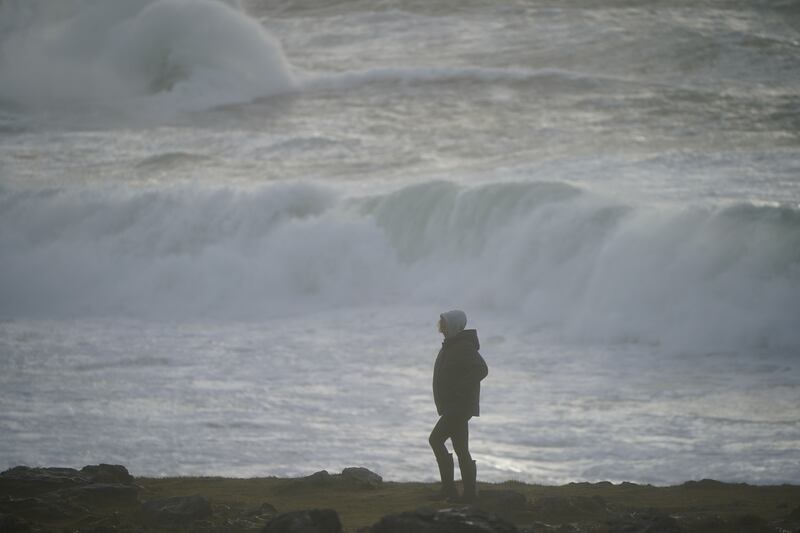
[1,464,799,533]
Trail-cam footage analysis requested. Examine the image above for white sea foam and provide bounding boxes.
[296,65,600,93]
[2,181,798,352]
[0,0,294,112]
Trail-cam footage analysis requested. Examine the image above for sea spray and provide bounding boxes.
[1,181,798,352]
[363,181,800,351]
[0,0,294,111]
[0,183,390,318]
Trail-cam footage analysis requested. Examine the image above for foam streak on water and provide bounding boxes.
[0,312,797,485]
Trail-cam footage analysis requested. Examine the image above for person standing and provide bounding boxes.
[429,309,488,502]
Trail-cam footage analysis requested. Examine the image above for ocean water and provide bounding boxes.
[1,0,799,485]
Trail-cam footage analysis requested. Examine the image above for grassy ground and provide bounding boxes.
[5,473,800,532]
[134,475,800,532]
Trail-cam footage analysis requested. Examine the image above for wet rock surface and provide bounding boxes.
[262,509,342,533]
[603,509,684,533]
[0,466,796,533]
[246,502,279,517]
[0,464,136,500]
[79,464,134,485]
[304,471,334,486]
[528,495,612,520]
[0,496,77,521]
[341,468,383,489]
[0,467,90,497]
[367,506,519,533]
[280,467,383,493]
[0,512,32,533]
[0,464,142,532]
[790,504,800,520]
[139,494,213,525]
[59,483,140,506]
[519,523,581,533]
[474,489,528,513]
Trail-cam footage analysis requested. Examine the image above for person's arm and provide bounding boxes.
[449,346,487,385]
[472,351,488,382]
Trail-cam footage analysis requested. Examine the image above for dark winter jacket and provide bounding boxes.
[432,329,488,418]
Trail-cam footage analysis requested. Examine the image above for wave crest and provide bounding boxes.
[2,181,798,351]
[0,0,295,111]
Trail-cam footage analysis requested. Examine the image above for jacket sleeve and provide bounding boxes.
[473,351,488,382]
[447,346,487,385]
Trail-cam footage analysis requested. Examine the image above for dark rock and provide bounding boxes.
[282,471,333,490]
[278,471,334,494]
[520,524,580,533]
[529,496,610,519]
[367,507,518,533]
[246,502,278,517]
[683,513,776,533]
[779,506,800,533]
[789,505,800,520]
[0,496,76,520]
[0,513,31,533]
[280,468,383,494]
[475,490,527,512]
[193,503,277,532]
[682,515,726,532]
[680,479,726,489]
[340,468,382,488]
[732,514,773,533]
[0,467,89,497]
[262,509,342,533]
[193,516,268,533]
[60,483,139,506]
[80,465,134,485]
[305,471,332,485]
[139,495,212,525]
[70,513,129,533]
[606,510,683,533]
[74,526,117,533]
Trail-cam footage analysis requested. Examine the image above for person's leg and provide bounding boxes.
[429,416,457,499]
[450,417,471,464]
[429,416,451,460]
[451,417,477,502]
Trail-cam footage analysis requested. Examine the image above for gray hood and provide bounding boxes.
[440,309,467,338]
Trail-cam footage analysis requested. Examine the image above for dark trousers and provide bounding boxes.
[429,414,472,466]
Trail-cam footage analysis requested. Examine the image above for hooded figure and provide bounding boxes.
[429,310,488,502]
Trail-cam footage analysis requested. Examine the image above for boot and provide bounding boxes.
[458,460,478,503]
[431,453,458,500]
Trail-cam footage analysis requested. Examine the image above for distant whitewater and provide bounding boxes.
[0,0,294,111]
[2,181,798,351]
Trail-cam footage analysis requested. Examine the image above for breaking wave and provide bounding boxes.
[2,181,799,352]
[0,0,294,112]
